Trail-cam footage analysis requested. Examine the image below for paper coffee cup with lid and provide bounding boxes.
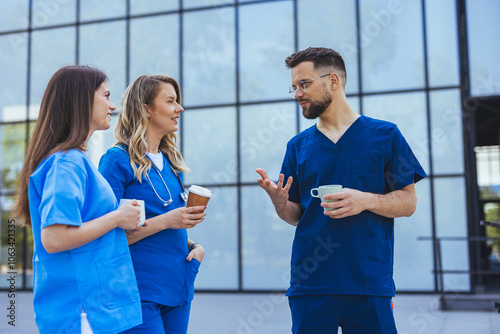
[186,185,212,214]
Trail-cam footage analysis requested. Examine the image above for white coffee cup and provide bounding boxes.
[310,185,343,211]
[119,199,146,226]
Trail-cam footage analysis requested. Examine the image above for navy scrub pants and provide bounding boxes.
[289,294,397,334]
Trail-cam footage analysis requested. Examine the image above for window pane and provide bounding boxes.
[360,0,425,92]
[394,178,434,290]
[80,0,125,21]
[467,0,500,96]
[31,0,76,28]
[183,107,237,185]
[130,15,179,80]
[430,89,464,175]
[79,21,126,108]
[183,8,236,106]
[31,27,76,119]
[242,185,295,289]
[434,177,470,291]
[425,0,459,87]
[0,34,27,122]
[0,195,33,289]
[298,0,358,95]
[363,92,430,174]
[130,0,178,15]
[0,0,28,32]
[239,1,294,102]
[188,186,238,289]
[240,103,296,183]
[183,0,234,9]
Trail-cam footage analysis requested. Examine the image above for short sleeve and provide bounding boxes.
[280,143,300,204]
[40,160,86,229]
[98,148,132,201]
[385,126,427,191]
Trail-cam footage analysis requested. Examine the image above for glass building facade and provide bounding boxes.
[0,0,498,293]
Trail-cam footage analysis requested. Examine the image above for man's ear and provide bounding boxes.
[329,73,341,90]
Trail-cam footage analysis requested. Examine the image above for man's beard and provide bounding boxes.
[300,89,332,120]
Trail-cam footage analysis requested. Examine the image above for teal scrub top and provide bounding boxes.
[29,149,142,334]
[281,116,427,297]
[99,146,200,307]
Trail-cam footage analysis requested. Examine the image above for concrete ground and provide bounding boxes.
[2,291,500,333]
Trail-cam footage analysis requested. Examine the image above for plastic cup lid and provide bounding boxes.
[188,185,212,197]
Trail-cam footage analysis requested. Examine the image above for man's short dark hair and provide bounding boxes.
[285,47,347,84]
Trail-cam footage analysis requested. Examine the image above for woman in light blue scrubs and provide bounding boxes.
[99,75,206,334]
[12,66,144,334]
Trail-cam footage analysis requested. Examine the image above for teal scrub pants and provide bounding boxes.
[289,294,397,334]
[119,301,191,334]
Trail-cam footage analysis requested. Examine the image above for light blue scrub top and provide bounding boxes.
[281,116,427,297]
[29,149,142,334]
[99,146,200,307]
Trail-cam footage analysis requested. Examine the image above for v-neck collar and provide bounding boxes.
[313,115,363,150]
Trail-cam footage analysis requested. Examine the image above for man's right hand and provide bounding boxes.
[256,168,293,210]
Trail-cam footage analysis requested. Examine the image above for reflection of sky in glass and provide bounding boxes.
[31,27,76,116]
[80,0,126,21]
[0,34,27,122]
[241,185,295,290]
[363,92,429,173]
[360,0,425,92]
[31,0,76,28]
[0,0,28,32]
[183,8,236,106]
[239,1,294,102]
[425,0,459,87]
[394,178,433,290]
[183,0,234,9]
[434,177,470,291]
[130,0,178,15]
[430,89,464,175]
[240,102,296,183]
[467,0,500,96]
[130,15,179,80]
[79,21,126,108]
[183,106,237,185]
[298,0,359,95]
[188,186,239,289]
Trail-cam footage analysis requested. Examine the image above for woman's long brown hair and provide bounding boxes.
[11,65,107,226]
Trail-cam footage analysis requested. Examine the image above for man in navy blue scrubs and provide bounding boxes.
[256,47,426,334]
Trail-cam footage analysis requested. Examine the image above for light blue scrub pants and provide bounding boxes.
[119,301,191,334]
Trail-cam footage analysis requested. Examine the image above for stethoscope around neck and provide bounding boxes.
[146,161,188,207]
[116,144,188,207]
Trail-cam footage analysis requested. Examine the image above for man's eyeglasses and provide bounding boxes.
[288,73,332,97]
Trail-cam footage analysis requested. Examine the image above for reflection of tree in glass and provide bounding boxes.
[1,123,33,191]
[484,202,500,262]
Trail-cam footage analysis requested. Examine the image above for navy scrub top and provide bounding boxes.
[281,115,427,297]
[29,149,142,334]
[99,146,200,307]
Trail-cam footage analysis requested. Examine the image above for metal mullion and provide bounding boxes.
[355,0,363,115]
[421,0,439,293]
[235,3,243,292]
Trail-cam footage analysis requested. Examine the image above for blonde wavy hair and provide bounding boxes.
[115,75,190,181]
